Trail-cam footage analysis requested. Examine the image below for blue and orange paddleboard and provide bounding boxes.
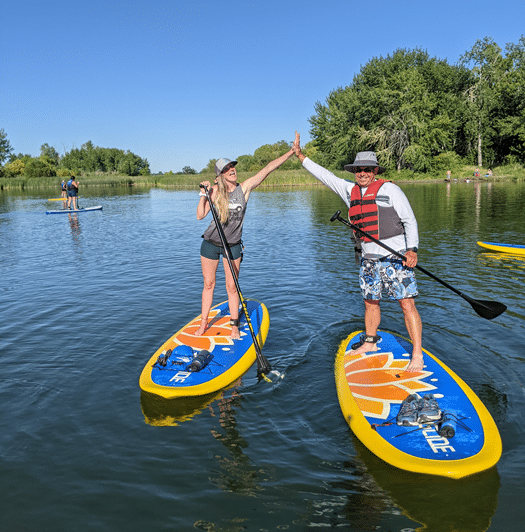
[140,300,269,399]
[335,330,501,479]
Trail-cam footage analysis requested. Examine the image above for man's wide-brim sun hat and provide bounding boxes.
[214,158,238,176]
[344,151,386,174]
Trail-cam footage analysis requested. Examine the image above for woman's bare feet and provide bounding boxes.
[195,317,208,336]
[230,325,240,340]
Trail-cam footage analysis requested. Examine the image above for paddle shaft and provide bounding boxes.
[332,212,465,296]
[200,185,271,376]
[331,210,506,319]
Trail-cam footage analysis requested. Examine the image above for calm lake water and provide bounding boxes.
[1,180,525,531]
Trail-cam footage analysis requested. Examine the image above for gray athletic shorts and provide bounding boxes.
[200,239,242,261]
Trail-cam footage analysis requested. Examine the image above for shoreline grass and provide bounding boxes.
[1,164,523,191]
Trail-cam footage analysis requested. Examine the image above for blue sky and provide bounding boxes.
[1,1,524,173]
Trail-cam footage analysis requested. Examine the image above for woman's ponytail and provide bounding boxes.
[214,175,229,224]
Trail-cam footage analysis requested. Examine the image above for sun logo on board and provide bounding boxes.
[173,308,245,351]
[344,350,436,419]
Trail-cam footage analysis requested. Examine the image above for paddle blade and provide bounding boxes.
[257,367,272,382]
[468,299,507,320]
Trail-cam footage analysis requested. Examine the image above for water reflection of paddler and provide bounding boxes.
[352,433,500,532]
[208,380,242,428]
[139,378,242,426]
[67,212,82,247]
[140,390,223,426]
[208,382,262,495]
[196,147,295,340]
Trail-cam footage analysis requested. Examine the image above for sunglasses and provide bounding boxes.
[356,167,376,173]
[221,163,235,174]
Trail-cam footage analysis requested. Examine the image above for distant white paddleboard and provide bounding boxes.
[46,206,103,214]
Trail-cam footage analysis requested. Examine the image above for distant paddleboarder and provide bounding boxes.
[66,175,79,210]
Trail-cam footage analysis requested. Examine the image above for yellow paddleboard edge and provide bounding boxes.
[477,241,525,256]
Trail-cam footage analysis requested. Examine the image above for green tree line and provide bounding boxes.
[309,36,525,173]
[0,137,150,178]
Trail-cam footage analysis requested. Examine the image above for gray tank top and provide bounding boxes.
[202,184,247,246]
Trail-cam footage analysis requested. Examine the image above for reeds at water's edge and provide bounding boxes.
[1,165,524,190]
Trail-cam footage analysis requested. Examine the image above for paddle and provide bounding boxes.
[330,210,507,320]
[200,184,274,380]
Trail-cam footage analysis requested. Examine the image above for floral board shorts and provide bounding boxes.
[359,255,418,301]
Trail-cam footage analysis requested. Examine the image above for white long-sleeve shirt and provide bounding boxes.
[303,158,419,259]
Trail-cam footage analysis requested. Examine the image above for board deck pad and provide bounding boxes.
[477,241,525,255]
[46,206,103,214]
[335,330,501,479]
[140,300,269,398]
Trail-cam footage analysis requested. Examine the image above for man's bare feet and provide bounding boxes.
[405,353,424,372]
[350,341,379,356]
[195,317,208,336]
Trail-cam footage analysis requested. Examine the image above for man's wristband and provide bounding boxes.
[406,247,418,253]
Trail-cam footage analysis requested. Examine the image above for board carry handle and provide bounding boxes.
[330,210,507,321]
[200,184,273,380]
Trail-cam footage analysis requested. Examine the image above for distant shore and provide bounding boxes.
[1,165,523,191]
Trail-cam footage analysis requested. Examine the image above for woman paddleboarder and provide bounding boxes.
[196,147,295,339]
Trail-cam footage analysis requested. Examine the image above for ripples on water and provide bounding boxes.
[1,182,525,531]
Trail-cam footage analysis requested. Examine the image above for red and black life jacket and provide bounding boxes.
[348,180,404,242]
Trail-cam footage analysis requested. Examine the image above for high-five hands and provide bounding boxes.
[292,131,305,162]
